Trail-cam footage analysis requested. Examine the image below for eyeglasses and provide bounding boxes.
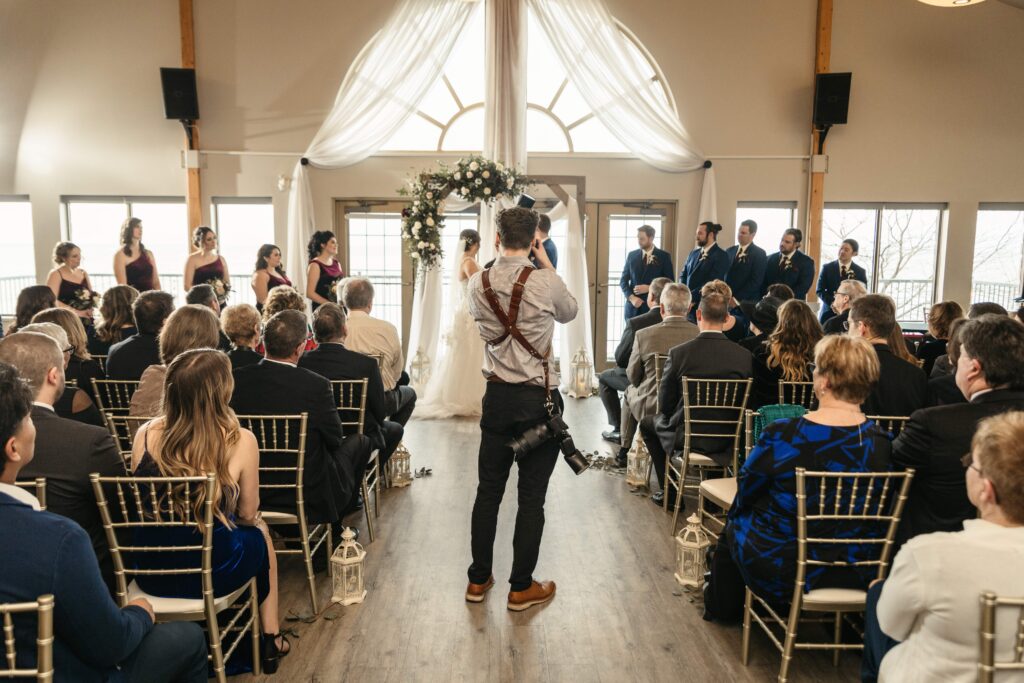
[842,320,850,332]
[62,345,74,354]
[962,451,1000,502]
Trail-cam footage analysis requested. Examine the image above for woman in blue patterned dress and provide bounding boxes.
[704,335,892,622]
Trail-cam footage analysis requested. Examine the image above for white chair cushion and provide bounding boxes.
[261,510,298,524]
[699,477,737,509]
[688,453,717,466]
[802,587,867,608]
[127,579,250,617]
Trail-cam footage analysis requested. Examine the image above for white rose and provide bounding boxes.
[496,193,503,199]
[413,226,420,237]
[411,251,420,259]
[461,186,469,195]
[475,178,482,186]
[466,171,474,179]
[496,163,504,171]
[413,221,422,229]
[453,172,461,180]
[469,161,479,171]
[426,217,435,227]
[484,187,492,195]
[418,241,428,249]
[426,191,433,199]
[482,170,490,179]
[413,200,419,207]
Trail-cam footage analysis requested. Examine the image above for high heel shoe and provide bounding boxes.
[261,632,291,674]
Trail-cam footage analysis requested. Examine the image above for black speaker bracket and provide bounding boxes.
[179,119,196,150]
[815,124,832,155]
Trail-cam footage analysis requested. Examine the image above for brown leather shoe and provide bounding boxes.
[465,575,495,603]
[507,580,556,612]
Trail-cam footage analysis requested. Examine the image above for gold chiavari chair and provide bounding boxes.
[626,353,669,488]
[236,413,331,614]
[91,379,141,417]
[778,380,817,409]
[366,351,408,490]
[90,473,261,683]
[103,414,153,467]
[14,477,47,510]
[978,592,1024,682]
[330,379,380,542]
[665,377,752,534]
[92,354,107,374]
[741,467,915,683]
[696,409,757,543]
[64,379,77,389]
[866,415,910,439]
[0,595,54,682]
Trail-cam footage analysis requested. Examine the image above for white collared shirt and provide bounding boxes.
[263,357,297,368]
[32,402,54,412]
[0,482,41,510]
[345,310,403,388]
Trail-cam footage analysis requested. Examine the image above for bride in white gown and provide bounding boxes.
[415,229,486,418]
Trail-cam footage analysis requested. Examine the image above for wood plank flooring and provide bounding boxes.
[242,397,858,683]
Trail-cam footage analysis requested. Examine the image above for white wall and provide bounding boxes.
[4,0,1023,306]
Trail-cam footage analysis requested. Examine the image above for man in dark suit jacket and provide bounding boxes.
[231,310,371,525]
[619,225,675,321]
[816,239,868,324]
[725,219,768,305]
[598,277,671,444]
[639,293,753,507]
[299,303,401,467]
[679,222,731,321]
[761,228,816,301]
[849,295,928,417]
[106,291,174,381]
[0,332,125,591]
[0,363,207,682]
[891,315,1024,545]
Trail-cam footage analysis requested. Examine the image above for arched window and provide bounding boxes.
[377,6,674,155]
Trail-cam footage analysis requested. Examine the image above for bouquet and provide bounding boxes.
[70,288,101,311]
[208,278,232,303]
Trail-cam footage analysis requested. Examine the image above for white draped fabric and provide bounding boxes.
[551,196,597,393]
[284,0,476,290]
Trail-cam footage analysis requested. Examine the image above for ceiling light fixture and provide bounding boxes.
[917,0,985,6]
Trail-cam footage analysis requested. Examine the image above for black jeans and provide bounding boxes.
[468,383,563,592]
[387,386,417,427]
[121,621,208,683]
[375,420,403,467]
[598,368,628,429]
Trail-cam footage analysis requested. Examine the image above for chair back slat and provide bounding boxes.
[865,415,910,439]
[330,379,368,435]
[366,353,385,371]
[681,378,752,470]
[103,414,153,466]
[90,473,215,606]
[653,353,669,414]
[235,414,309,502]
[778,380,817,409]
[14,478,46,511]
[92,354,107,374]
[91,379,141,416]
[0,595,54,681]
[979,593,1024,682]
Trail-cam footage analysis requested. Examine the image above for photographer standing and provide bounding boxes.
[465,206,578,611]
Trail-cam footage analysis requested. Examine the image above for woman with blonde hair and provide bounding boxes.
[750,299,823,408]
[129,305,221,417]
[221,303,263,370]
[45,241,98,322]
[92,285,140,355]
[131,349,288,672]
[31,307,105,400]
[183,226,231,306]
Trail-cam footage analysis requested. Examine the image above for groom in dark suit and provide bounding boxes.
[816,238,868,324]
[761,228,816,301]
[725,219,768,304]
[620,225,675,320]
[529,214,558,270]
[679,222,731,321]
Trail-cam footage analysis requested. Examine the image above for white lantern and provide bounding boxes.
[330,527,367,606]
[625,436,652,488]
[674,514,711,588]
[568,346,594,398]
[410,348,431,388]
[387,442,414,488]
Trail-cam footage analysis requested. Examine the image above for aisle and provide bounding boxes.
[246,398,858,683]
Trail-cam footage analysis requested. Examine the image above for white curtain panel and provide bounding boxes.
[551,196,597,392]
[284,0,476,288]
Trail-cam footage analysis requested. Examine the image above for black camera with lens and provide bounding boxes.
[508,414,590,475]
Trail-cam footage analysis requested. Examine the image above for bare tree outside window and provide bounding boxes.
[877,208,941,322]
[972,207,1024,309]
[822,207,876,289]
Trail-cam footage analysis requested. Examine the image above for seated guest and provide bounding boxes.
[737,296,782,352]
[639,292,753,508]
[132,349,289,672]
[927,319,966,406]
[31,307,105,400]
[186,283,231,351]
[863,412,1024,683]
[750,300,821,409]
[343,278,415,426]
[849,294,927,417]
[260,286,316,352]
[891,314,1024,545]
[765,283,794,301]
[106,290,175,381]
[916,301,963,376]
[221,304,264,370]
[618,284,699,466]
[822,279,867,335]
[129,305,221,418]
[231,310,370,526]
[17,322,104,427]
[9,285,56,334]
[968,301,1007,318]
[931,301,1008,377]
[700,280,745,342]
[90,284,139,356]
[0,331,125,590]
[300,303,402,467]
[704,335,892,623]
[598,277,670,444]
[0,361,208,682]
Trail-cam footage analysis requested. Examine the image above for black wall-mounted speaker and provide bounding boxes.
[813,72,852,127]
[160,67,199,121]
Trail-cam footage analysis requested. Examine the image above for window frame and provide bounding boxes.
[0,195,37,316]
[211,196,276,307]
[971,202,1024,308]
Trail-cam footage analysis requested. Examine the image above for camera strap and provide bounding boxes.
[480,267,555,414]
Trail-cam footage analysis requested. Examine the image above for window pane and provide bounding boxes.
[417,78,460,127]
[215,201,275,307]
[441,107,485,152]
[877,207,941,323]
[526,12,567,107]
[735,205,797,258]
[606,214,663,359]
[526,108,570,153]
[66,201,129,294]
[346,212,406,341]
[0,200,36,315]
[568,116,629,154]
[443,6,485,107]
[130,202,187,296]
[379,115,444,152]
[822,207,877,290]
[553,80,593,130]
[972,207,1024,310]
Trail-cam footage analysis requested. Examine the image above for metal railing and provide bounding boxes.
[971,281,1019,310]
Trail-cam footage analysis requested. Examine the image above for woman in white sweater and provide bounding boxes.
[862,411,1024,683]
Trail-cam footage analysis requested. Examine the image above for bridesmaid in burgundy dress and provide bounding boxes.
[251,244,292,314]
[113,217,161,292]
[184,226,231,305]
[45,242,97,325]
[305,230,343,312]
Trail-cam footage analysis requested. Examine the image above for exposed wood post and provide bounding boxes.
[807,0,833,300]
[180,0,202,235]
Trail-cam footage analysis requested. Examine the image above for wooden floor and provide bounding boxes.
[243,397,859,683]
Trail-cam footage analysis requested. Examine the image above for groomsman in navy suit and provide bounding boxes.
[725,219,768,304]
[619,225,675,320]
[761,228,816,301]
[679,222,731,320]
[815,238,868,324]
[529,214,558,270]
